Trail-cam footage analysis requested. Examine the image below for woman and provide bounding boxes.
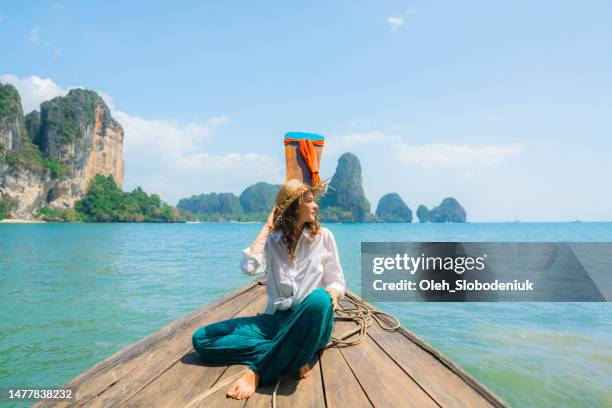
[192,179,346,400]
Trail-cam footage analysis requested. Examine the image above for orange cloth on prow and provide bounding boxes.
[284,137,324,184]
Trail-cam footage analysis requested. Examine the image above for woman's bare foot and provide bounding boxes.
[298,363,310,379]
[226,369,259,400]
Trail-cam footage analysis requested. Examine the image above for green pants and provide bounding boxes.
[192,288,334,386]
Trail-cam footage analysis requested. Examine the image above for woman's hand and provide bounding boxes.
[325,287,340,311]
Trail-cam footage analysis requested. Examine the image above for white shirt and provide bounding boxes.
[240,226,346,315]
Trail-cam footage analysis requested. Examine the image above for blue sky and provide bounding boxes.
[1,1,611,221]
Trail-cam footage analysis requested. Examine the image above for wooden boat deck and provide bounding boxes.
[36,278,509,407]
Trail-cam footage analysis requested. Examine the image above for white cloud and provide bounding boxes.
[205,116,230,126]
[0,14,6,23]
[50,2,65,12]
[0,74,282,204]
[0,74,71,112]
[346,119,371,127]
[29,27,39,43]
[116,109,282,202]
[328,130,522,169]
[327,131,400,153]
[405,8,420,15]
[95,90,116,110]
[387,17,403,27]
[394,142,524,169]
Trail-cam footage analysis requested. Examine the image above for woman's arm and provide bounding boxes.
[322,229,346,310]
[249,208,274,255]
[239,208,275,275]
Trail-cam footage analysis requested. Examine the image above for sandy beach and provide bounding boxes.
[0,218,46,224]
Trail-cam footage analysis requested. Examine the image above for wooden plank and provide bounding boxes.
[84,285,265,408]
[36,280,264,407]
[319,346,372,408]
[189,364,249,408]
[123,290,268,407]
[35,281,509,408]
[184,286,268,408]
[394,327,509,408]
[284,142,323,185]
[242,378,275,407]
[335,320,438,408]
[198,293,326,408]
[243,344,327,408]
[273,355,325,408]
[344,291,509,408]
[366,315,493,408]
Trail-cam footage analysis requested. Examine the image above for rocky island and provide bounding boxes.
[1,82,467,224]
[318,152,373,222]
[177,182,280,222]
[416,198,467,223]
[375,193,413,222]
[0,83,180,222]
[177,151,467,223]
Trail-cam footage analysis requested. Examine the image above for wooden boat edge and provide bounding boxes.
[56,278,264,389]
[343,290,510,408]
[38,278,509,407]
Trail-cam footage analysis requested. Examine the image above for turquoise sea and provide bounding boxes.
[0,222,610,407]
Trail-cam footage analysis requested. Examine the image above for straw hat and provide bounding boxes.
[274,178,328,223]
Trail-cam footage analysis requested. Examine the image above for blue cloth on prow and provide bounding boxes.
[284,131,325,141]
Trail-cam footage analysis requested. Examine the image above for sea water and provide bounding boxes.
[0,222,610,407]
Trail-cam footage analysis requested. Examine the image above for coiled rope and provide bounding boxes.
[188,294,400,407]
[327,295,400,348]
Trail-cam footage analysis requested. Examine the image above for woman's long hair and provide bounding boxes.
[273,193,321,264]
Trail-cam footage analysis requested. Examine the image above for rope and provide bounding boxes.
[272,376,281,408]
[184,369,247,408]
[327,296,401,348]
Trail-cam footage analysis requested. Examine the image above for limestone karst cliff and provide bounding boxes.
[0,83,124,219]
[319,152,372,222]
[375,193,413,222]
[417,197,467,223]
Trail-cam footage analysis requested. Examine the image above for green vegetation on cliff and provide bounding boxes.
[0,83,23,118]
[0,194,19,220]
[34,175,183,222]
[25,110,41,145]
[35,207,83,222]
[177,182,279,222]
[74,175,181,222]
[4,142,68,179]
[1,83,68,180]
[239,182,279,213]
[0,83,27,153]
[41,89,104,144]
[178,192,243,218]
